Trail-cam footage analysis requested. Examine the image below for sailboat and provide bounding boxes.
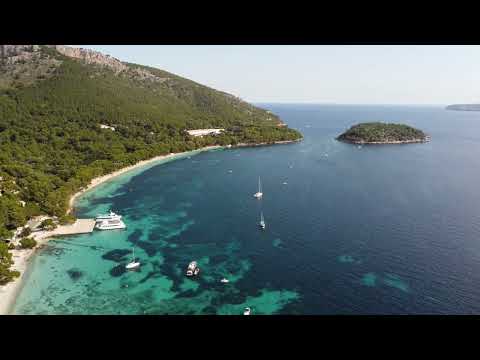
[253,177,263,198]
[259,211,266,230]
[126,247,140,270]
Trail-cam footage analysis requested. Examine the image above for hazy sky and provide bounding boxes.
[73,45,480,105]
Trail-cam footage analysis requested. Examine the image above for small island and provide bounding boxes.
[336,122,429,144]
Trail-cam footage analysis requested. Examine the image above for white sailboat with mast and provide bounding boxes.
[259,211,266,230]
[253,177,263,198]
[126,247,140,270]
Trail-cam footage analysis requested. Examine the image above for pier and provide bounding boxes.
[53,219,96,236]
[30,219,96,241]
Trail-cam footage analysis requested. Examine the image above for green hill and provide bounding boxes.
[0,45,302,241]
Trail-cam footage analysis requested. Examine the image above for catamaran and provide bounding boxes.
[126,247,140,270]
[95,218,127,230]
[253,177,263,198]
[259,211,266,230]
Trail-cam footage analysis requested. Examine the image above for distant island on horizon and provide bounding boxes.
[446,104,480,111]
[337,122,429,145]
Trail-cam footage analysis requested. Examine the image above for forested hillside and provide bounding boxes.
[0,45,302,242]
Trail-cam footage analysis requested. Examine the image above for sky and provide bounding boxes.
[73,45,480,105]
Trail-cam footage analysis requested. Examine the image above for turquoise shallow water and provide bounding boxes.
[13,104,480,314]
[13,147,299,315]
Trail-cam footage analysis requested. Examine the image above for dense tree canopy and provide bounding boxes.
[337,122,426,144]
[0,45,302,282]
[0,242,19,285]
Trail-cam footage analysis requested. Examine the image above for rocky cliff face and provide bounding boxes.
[0,45,60,89]
[1,45,169,84]
[2,45,39,57]
[51,45,128,73]
[51,45,168,82]
[1,45,41,65]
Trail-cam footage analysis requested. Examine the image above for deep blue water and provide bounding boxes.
[13,104,480,314]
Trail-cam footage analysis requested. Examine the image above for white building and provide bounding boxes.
[186,129,224,137]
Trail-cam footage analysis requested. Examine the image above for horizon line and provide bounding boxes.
[251,102,451,106]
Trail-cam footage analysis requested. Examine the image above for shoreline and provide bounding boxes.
[0,145,222,315]
[0,139,302,315]
[336,136,430,145]
[232,138,303,148]
[67,145,222,214]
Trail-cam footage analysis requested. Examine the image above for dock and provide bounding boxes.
[53,219,96,236]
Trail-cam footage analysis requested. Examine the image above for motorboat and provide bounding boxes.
[220,278,229,283]
[243,307,251,315]
[186,261,200,277]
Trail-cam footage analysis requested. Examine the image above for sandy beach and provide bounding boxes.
[233,139,302,148]
[0,145,221,315]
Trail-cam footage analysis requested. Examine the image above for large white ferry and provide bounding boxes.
[95,210,122,221]
[95,218,126,230]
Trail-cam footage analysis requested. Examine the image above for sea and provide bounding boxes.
[12,104,480,314]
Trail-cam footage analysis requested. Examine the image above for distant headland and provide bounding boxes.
[336,122,429,144]
[446,104,480,111]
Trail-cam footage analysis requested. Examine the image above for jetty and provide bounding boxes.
[29,219,96,240]
[54,219,96,236]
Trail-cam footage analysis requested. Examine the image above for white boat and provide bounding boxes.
[95,210,122,221]
[125,247,140,270]
[186,261,200,277]
[253,177,263,198]
[259,211,266,230]
[220,278,229,283]
[95,218,126,230]
[243,307,251,315]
